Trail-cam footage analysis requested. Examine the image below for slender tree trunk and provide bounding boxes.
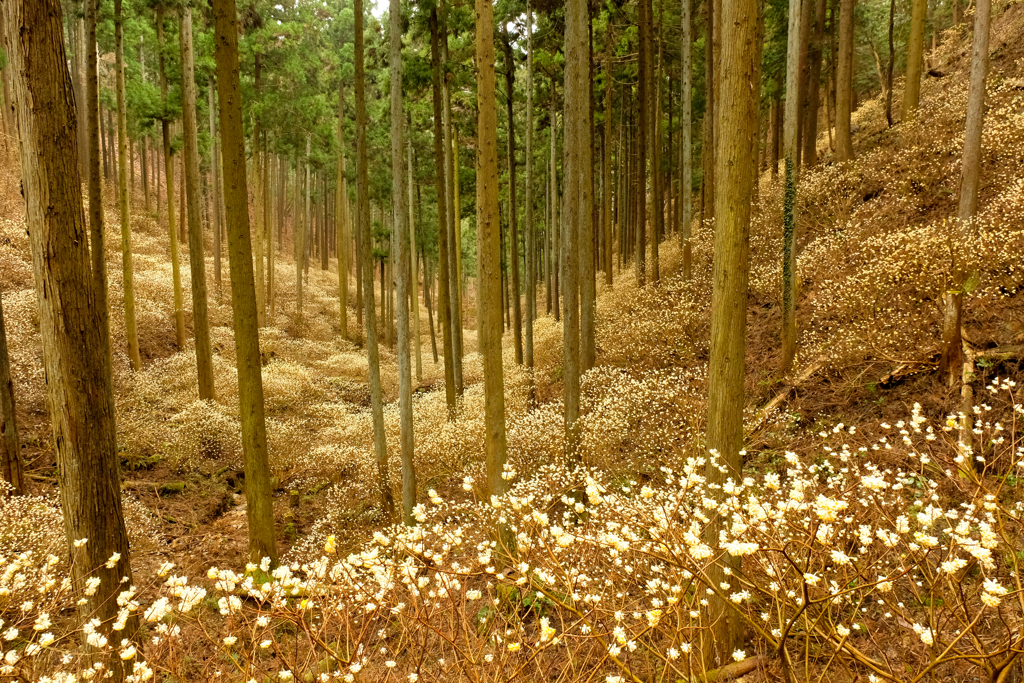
[563,0,591,461]
[296,139,309,329]
[142,131,151,212]
[158,9,186,349]
[389,0,415,525]
[253,57,266,327]
[700,0,716,224]
[941,0,990,384]
[525,0,537,389]
[212,0,278,566]
[796,0,814,168]
[503,33,523,366]
[802,0,827,166]
[475,0,511,550]
[705,0,760,661]
[408,126,422,383]
[550,77,561,322]
[209,81,223,299]
[441,7,464,397]
[86,0,110,352]
[903,0,926,118]
[424,248,439,363]
[355,0,395,520]
[636,0,649,288]
[4,0,137,646]
[180,8,215,400]
[681,0,693,279]
[885,0,895,127]
[835,0,855,159]
[337,82,349,339]
[603,33,615,287]
[115,0,141,371]
[430,6,457,415]
[782,0,803,373]
[581,20,598,373]
[648,0,662,286]
[0,287,24,496]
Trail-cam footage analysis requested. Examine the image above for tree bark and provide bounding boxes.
[115,0,141,371]
[903,0,926,119]
[476,0,511,549]
[705,0,760,661]
[636,0,649,287]
[212,0,278,566]
[525,1,537,384]
[802,0,827,166]
[441,5,464,397]
[4,0,137,646]
[157,8,186,349]
[209,80,223,299]
[408,125,422,383]
[86,0,111,354]
[337,81,349,340]
[388,0,415,525]
[681,0,693,280]
[180,8,215,400]
[942,0,990,383]
[835,0,855,160]
[550,77,561,322]
[429,6,457,416]
[782,0,803,373]
[502,32,523,366]
[355,0,395,521]
[563,0,591,462]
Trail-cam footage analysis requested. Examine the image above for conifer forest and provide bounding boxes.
[3,0,1024,678]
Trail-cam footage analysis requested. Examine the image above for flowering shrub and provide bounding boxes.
[3,380,1022,682]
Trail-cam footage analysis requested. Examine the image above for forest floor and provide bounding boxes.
[2,3,1024,681]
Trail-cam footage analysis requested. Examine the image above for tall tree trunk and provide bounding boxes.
[525,0,537,388]
[802,0,827,166]
[885,0,895,127]
[648,0,662,286]
[0,287,24,496]
[115,0,141,371]
[389,0,415,525]
[408,126,422,383]
[835,0,855,160]
[424,247,439,363]
[704,0,760,661]
[209,81,223,299]
[700,0,716,224]
[253,57,266,327]
[430,7,457,415]
[563,0,590,462]
[180,8,215,400]
[580,16,598,373]
[296,140,309,329]
[158,8,186,349]
[475,0,511,548]
[4,0,137,647]
[782,0,803,373]
[212,0,278,566]
[795,0,814,168]
[441,5,464,397]
[903,0,926,119]
[636,0,649,288]
[355,0,395,520]
[942,0,990,384]
[681,0,693,280]
[503,33,523,366]
[86,0,110,351]
[550,77,561,322]
[603,30,615,287]
[337,84,349,339]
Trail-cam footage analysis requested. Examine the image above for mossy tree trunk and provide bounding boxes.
[212,0,278,566]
